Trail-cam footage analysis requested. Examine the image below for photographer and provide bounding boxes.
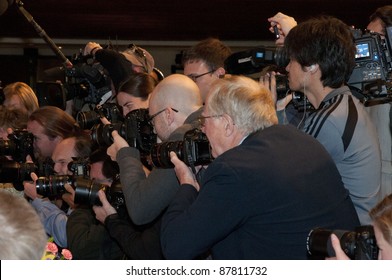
[27,106,82,161]
[367,5,392,37]
[91,149,163,259]
[0,106,29,195]
[65,147,126,259]
[3,81,39,117]
[0,105,28,146]
[329,194,392,260]
[84,42,155,93]
[182,37,232,103]
[107,74,203,225]
[262,14,382,225]
[161,75,360,260]
[116,72,157,117]
[23,133,91,248]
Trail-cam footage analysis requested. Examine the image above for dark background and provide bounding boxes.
[0,0,391,87]
[1,0,391,41]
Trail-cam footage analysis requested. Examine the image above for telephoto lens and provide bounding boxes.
[306,226,378,260]
[36,175,71,198]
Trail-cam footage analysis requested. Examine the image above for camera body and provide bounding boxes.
[0,129,34,163]
[306,225,379,260]
[91,108,156,166]
[347,27,392,105]
[76,102,123,130]
[150,128,213,168]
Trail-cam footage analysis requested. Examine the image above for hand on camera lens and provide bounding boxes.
[170,152,200,191]
[325,233,351,260]
[62,183,76,209]
[100,116,111,125]
[107,130,129,161]
[92,190,117,224]
[23,172,39,200]
[259,72,277,104]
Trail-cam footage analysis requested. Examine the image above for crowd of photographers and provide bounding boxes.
[1,5,392,260]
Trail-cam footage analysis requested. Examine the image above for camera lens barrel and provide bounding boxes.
[73,176,107,206]
[36,175,71,197]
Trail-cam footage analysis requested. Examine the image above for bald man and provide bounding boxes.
[107,74,203,225]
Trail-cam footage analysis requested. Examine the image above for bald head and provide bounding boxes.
[150,74,202,116]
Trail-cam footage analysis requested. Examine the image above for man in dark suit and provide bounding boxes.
[161,75,360,260]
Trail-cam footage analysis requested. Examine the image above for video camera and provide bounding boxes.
[347,26,392,106]
[63,51,112,104]
[306,225,379,260]
[0,129,34,163]
[0,157,54,191]
[150,128,213,169]
[38,50,112,112]
[224,47,312,111]
[76,102,123,130]
[35,158,125,211]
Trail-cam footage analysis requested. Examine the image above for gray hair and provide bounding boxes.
[205,75,278,135]
[0,191,47,259]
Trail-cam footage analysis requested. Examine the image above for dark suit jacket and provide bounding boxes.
[161,124,360,259]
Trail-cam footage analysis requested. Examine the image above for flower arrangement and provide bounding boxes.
[42,237,72,260]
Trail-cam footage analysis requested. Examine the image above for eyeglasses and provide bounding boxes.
[149,107,179,122]
[187,69,216,82]
[198,114,222,127]
[128,43,148,71]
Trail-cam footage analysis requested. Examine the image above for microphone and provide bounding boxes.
[0,0,14,16]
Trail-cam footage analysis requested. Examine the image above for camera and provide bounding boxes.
[35,157,125,211]
[150,128,213,168]
[36,174,125,211]
[0,130,34,163]
[91,108,156,165]
[35,157,90,198]
[63,51,112,105]
[306,225,379,260]
[224,47,313,111]
[224,46,288,75]
[74,176,125,211]
[76,102,123,130]
[0,157,54,191]
[347,26,392,106]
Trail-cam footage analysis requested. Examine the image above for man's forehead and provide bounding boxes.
[52,138,76,159]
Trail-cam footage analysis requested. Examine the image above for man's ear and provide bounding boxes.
[307,64,318,73]
[222,114,235,136]
[216,67,226,78]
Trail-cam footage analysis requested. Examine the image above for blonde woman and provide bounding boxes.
[3,82,39,116]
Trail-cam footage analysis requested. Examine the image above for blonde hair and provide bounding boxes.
[0,105,28,130]
[370,194,392,246]
[205,75,278,135]
[3,82,39,116]
[0,191,47,259]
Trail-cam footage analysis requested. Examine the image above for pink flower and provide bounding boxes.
[61,249,73,260]
[46,242,58,254]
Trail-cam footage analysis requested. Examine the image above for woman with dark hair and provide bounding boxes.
[116,72,157,117]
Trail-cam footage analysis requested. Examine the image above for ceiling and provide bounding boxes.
[0,0,391,43]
